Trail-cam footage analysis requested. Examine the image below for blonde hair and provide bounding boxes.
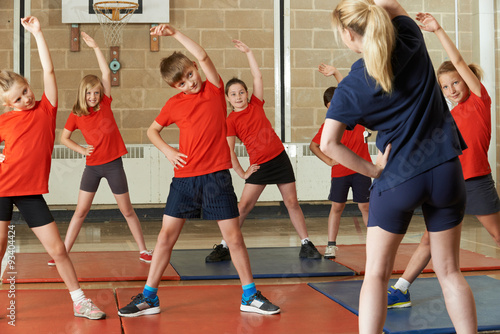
[332,0,396,93]
[72,75,104,116]
[160,52,195,86]
[437,61,483,82]
[0,70,28,106]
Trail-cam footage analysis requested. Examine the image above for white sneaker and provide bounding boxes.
[74,298,106,320]
[324,245,338,259]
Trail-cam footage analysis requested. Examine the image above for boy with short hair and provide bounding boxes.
[118,24,279,317]
[309,64,371,259]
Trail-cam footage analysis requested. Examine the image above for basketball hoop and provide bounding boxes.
[93,1,139,47]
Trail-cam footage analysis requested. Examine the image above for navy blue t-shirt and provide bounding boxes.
[326,15,466,193]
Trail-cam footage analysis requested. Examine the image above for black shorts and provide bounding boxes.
[80,157,129,194]
[0,195,54,228]
[163,170,239,220]
[328,173,371,203]
[464,173,500,215]
[368,158,465,234]
[245,150,295,185]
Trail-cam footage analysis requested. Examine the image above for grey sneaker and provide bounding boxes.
[240,291,280,315]
[205,244,231,262]
[73,298,106,320]
[299,241,322,259]
[324,245,338,259]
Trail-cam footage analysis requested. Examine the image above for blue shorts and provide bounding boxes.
[368,157,465,234]
[0,195,54,228]
[328,173,371,203]
[464,173,500,215]
[163,170,239,220]
[80,157,129,194]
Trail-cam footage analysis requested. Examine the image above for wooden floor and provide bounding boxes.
[1,207,499,332]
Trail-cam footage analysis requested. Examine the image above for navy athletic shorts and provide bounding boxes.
[328,173,371,203]
[0,195,54,228]
[163,170,239,220]
[464,173,500,215]
[368,157,465,234]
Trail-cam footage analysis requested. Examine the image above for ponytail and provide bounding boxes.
[332,0,395,93]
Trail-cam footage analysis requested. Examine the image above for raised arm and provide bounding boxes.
[416,12,481,97]
[318,63,343,84]
[233,40,263,100]
[147,121,188,169]
[150,24,219,87]
[21,16,57,106]
[81,32,111,96]
[373,0,408,19]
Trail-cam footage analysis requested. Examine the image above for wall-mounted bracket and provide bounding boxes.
[110,46,120,86]
[150,24,159,52]
[70,24,80,52]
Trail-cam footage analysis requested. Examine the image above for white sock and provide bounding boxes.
[394,278,411,292]
[70,288,86,304]
[301,238,310,245]
[220,240,228,248]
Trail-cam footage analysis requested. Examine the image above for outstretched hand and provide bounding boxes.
[150,24,176,37]
[20,16,41,34]
[232,39,250,53]
[415,12,441,33]
[81,32,99,48]
[318,63,338,77]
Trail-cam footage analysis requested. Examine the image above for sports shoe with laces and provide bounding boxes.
[387,286,412,308]
[73,298,106,320]
[118,293,160,317]
[140,250,153,263]
[205,244,231,262]
[299,240,322,259]
[47,259,55,266]
[240,290,280,315]
[324,245,338,259]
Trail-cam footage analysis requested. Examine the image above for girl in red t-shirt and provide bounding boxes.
[205,40,321,262]
[52,33,151,265]
[388,12,500,310]
[0,17,105,320]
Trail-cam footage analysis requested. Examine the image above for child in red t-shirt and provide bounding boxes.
[205,40,322,263]
[118,24,279,318]
[310,64,372,259]
[0,17,104,320]
[52,32,151,265]
[387,12,500,309]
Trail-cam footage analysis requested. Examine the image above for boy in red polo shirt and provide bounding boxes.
[118,24,279,317]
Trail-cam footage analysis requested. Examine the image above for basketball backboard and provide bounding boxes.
[61,0,169,24]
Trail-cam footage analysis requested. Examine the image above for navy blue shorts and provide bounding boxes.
[163,170,239,220]
[80,157,129,194]
[368,158,465,234]
[328,173,371,203]
[464,173,500,215]
[246,150,295,185]
[0,195,54,228]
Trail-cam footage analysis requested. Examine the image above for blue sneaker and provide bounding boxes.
[118,293,160,317]
[241,291,280,315]
[387,286,411,308]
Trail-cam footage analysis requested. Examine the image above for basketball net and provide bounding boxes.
[93,1,139,47]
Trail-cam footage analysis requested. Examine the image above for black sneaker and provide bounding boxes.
[240,291,280,315]
[299,240,322,259]
[205,244,231,262]
[118,293,160,317]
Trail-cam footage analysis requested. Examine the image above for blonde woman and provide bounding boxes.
[320,0,477,333]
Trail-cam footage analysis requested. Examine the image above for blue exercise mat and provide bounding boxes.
[309,276,500,334]
[170,247,355,280]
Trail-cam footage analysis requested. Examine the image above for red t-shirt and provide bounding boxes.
[226,95,284,165]
[0,94,56,196]
[451,84,491,180]
[64,95,127,166]
[312,123,371,178]
[155,77,231,177]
